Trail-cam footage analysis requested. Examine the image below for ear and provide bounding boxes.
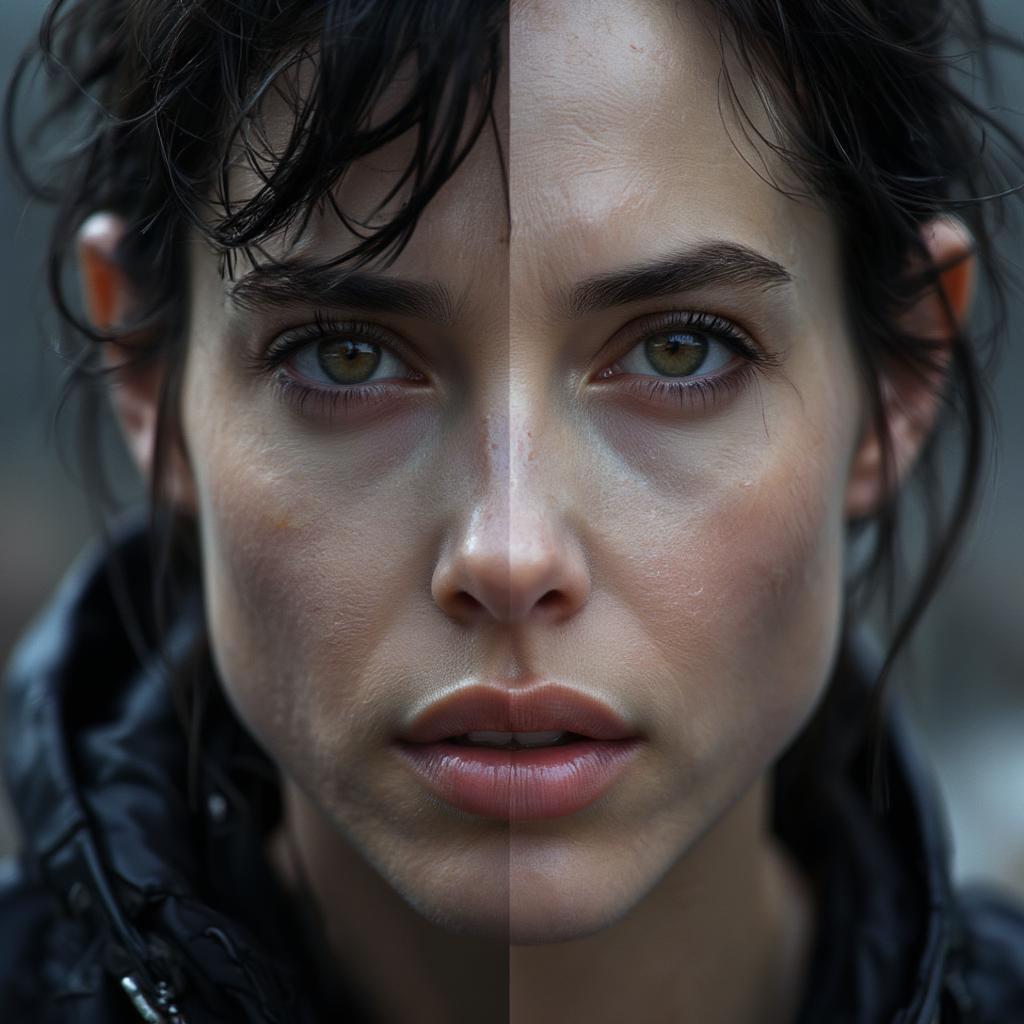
[77,212,195,511]
[845,217,976,519]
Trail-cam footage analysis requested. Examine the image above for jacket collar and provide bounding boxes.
[4,517,967,1023]
[776,638,967,1023]
[3,518,326,1023]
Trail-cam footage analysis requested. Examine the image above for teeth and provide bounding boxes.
[463,731,567,748]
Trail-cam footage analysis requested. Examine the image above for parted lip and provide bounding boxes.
[398,683,638,744]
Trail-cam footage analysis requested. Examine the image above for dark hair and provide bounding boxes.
[5,0,507,800]
[6,0,1022,800]
[703,0,1023,795]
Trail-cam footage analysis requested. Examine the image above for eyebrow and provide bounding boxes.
[561,241,793,318]
[228,259,458,324]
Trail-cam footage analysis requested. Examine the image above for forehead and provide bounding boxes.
[509,0,832,297]
[219,55,510,321]
[215,0,836,314]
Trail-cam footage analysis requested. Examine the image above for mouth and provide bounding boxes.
[448,731,584,749]
[395,684,642,821]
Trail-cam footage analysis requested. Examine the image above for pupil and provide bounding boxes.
[645,332,707,377]
[317,338,381,384]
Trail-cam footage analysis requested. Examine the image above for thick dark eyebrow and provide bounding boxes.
[228,260,458,324]
[562,241,793,318]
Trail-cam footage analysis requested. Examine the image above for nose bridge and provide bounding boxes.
[507,388,552,549]
[431,389,590,627]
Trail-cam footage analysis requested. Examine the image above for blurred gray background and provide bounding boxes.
[0,0,1022,899]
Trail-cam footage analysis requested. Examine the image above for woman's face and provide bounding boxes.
[181,0,864,942]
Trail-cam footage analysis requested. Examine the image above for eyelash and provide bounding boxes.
[596,310,777,411]
[250,309,775,420]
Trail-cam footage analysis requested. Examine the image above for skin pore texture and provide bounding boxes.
[79,1,972,1021]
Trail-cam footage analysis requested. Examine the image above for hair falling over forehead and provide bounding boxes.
[5,0,1023,797]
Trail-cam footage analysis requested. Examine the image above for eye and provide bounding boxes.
[290,335,409,387]
[591,311,772,413]
[616,326,734,380]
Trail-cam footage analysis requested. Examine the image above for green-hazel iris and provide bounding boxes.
[316,338,381,384]
[644,332,708,377]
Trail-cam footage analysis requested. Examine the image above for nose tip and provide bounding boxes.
[432,527,590,627]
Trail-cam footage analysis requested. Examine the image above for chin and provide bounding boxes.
[376,837,513,940]
[409,881,630,945]
[507,901,626,946]
[504,836,649,945]
[380,834,640,944]
[406,892,513,941]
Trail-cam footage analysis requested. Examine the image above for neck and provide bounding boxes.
[269,776,814,1024]
[510,779,815,1024]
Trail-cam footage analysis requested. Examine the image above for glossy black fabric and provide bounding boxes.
[1,520,1023,1023]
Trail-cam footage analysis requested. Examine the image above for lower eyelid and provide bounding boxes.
[597,361,759,410]
[270,372,415,420]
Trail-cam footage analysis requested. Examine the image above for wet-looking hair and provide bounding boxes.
[6,0,1022,797]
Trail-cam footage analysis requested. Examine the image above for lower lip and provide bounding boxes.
[395,739,641,820]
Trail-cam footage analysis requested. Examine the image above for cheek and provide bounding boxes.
[703,443,846,708]
[183,394,438,776]
[589,383,855,772]
[198,465,382,766]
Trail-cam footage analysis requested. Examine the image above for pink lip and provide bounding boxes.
[395,684,642,821]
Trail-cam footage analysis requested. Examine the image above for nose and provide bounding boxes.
[432,508,590,626]
[431,424,590,628]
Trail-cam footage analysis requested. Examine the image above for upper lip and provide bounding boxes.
[399,683,638,743]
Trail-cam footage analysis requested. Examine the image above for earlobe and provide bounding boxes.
[844,216,976,520]
[77,213,196,512]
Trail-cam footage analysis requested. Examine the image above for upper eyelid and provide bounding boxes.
[269,317,395,351]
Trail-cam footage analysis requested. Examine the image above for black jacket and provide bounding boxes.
[2,521,1023,1023]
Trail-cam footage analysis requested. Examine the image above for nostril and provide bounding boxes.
[442,588,570,625]
[450,590,487,621]
[533,588,577,621]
